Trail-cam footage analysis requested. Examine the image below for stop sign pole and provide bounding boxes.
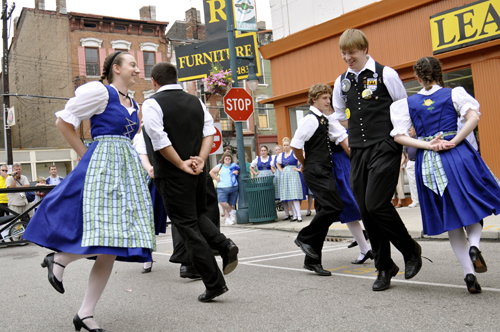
[225,1,249,224]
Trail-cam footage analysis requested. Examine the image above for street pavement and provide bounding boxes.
[1,207,500,332]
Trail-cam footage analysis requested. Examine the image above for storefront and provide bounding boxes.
[260,0,500,176]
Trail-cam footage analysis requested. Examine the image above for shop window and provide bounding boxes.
[143,51,155,78]
[288,104,310,138]
[85,48,99,76]
[258,105,270,128]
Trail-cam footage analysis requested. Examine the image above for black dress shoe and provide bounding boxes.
[464,274,482,294]
[372,264,399,291]
[198,285,229,302]
[347,230,369,249]
[290,218,297,222]
[469,246,487,273]
[303,263,331,276]
[405,241,422,279]
[180,264,201,279]
[141,262,153,274]
[297,219,302,223]
[283,216,291,221]
[351,250,374,264]
[40,253,65,294]
[222,239,239,275]
[306,212,311,216]
[73,314,109,332]
[294,238,319,260]
[347,240,358,249]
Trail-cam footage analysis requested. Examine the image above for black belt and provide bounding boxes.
[409,159,415,161]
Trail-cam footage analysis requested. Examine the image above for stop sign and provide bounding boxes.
[223,88,254,122]
[210,123,223,155]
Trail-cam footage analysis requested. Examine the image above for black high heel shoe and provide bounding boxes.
[40,253,65,294]
[464,274,482,294]
[73,314,109,332]
[351,250,374,264]
[141,261,153,274]
[469,246,487,273]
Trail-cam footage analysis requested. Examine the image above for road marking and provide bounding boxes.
[241,262,500,292]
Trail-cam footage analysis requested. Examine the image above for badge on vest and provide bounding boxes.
[367,77,377,91]
[362,89,373,99]
[346,108,351,119]
[341,78,351,92]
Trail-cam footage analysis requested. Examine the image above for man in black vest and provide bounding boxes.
[332,29,422,291]
[291,84,348,276]
[140,62,238,302]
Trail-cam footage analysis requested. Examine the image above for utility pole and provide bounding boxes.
[2,0,15,165]
[225,0,250,224]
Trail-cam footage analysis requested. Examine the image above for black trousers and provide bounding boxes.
[155,169,226,290]
[0,203,9,217]
[350,139,415,271]
[298,163,343,265]
[170,173,222,265]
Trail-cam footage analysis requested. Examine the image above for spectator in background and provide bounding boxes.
[0,165,9,216]
[45,165,64,185]
[6,163,30,216]
[393,151,408,208]
[405,127,419,208]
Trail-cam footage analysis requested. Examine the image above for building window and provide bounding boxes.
[85,48,99,76]
[220,108,231,131]
[143,28,154,34]
[258,106,270,128]
[143,51,155,78]
[84,22,97,29]
[115,25,126,31]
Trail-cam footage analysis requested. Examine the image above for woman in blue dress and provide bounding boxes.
[390,56,500,294]
[250,145,274,178]
[24,51,156,331]
[277,137,306,222]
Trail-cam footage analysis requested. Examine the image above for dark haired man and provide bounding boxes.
[137,62,238,302]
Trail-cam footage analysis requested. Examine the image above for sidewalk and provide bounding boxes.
[233,206,500,240]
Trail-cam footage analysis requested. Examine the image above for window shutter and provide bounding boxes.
[78,46,86,76]
[98,48,106,75]
[108,48,115,55]
[155,52,162,64]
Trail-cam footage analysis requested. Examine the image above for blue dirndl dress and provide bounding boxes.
[330,143,362,223]
[272,156,281,200]
[256,156,274,178]
[278,151,306,202]
[24,85,156,262]
[408,88,500,236]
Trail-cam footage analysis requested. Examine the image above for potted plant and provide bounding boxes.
[202,62,233,96]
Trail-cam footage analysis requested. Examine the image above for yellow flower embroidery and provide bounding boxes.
[423,99,435,107]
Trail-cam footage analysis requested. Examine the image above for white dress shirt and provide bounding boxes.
[140,84,216,153]
[56,82,136,129]
[390,85,480,138]
[332,55,407,121]
[290,106,348,150]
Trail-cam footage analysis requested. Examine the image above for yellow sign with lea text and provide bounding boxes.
[430,0,500,54]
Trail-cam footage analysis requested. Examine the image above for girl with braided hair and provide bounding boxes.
[390,56,500,294]
[24,51,156,331]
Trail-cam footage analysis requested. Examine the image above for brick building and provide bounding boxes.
[1,0,168,180]
[166,8,277,164]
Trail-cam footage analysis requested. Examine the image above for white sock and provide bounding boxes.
[292,201,301,219]
[78,255,116,330]
[465,222,482,249]
[143,261,152,269]
[448,228,475,276]
[282,202,290,216]
[346,221,370,255]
